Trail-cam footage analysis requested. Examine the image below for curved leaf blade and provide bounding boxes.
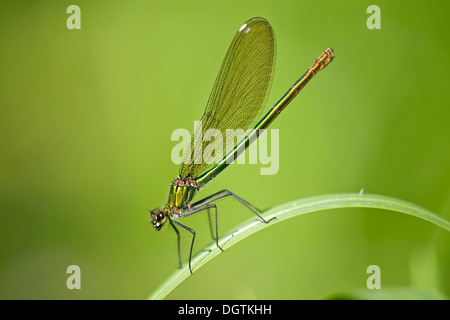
[148,193,450,300]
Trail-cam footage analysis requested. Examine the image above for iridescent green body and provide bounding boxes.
[196,48,334,187]
[166,177,199,212]
[150,17,334,273]
[164,47,333,218]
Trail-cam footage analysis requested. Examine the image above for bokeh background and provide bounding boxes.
[0,0,449,299]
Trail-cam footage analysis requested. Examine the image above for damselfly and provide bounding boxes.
[150,17,334,273]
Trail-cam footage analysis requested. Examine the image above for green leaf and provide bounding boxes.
[148,193,450,300]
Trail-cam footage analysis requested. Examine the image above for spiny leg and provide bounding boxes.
[180,204,224,253]
[188,190,276,254]
[207,204,223,252]
[171,218,195,274]
[174,190,275,273]
[207,207,215,240]
[168,219,181,269]
[212,204,223,252]
[190,189,276,224]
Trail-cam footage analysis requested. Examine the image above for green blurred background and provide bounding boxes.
[0,0,449,299]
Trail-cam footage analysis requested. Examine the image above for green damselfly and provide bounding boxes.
[150,17,334,273]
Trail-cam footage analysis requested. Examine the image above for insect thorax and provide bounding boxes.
[166,176,199,211]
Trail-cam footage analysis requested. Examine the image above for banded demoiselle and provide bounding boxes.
[150,17,334,273]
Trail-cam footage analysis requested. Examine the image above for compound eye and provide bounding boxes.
[157,212,165,222]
